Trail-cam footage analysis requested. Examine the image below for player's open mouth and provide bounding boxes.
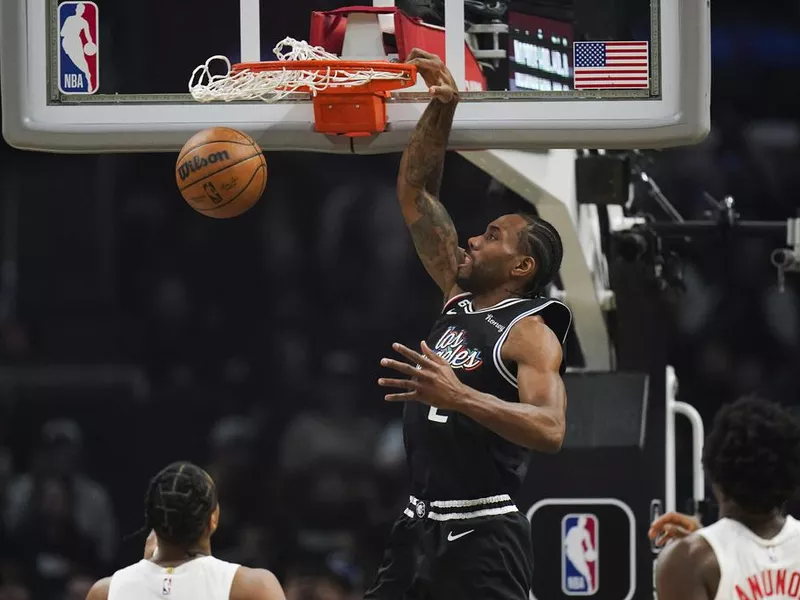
[457,249,472,268]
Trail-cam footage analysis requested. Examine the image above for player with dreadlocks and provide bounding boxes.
[86,462,285,600]
[365,49,572,600]
[654,397,800,600]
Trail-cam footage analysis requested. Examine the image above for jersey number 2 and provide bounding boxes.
[427,407,449,424]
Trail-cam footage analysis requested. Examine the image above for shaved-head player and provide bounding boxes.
[86,462,285,600]
[655,397,800,600]
[366,49,572,599]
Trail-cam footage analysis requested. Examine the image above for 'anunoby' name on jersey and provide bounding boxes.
[403,293,572,500]
[697,516,800,600]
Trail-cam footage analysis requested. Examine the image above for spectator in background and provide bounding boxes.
[63,574,94,600]
[0,320,32,363]
[279,370,381,474]
[277,369,381,568]
[316,180,413,353]
[3,475,99,600]
[365,420,408,550]
[3,419,117,567]
[284,553,362,600]
[206,415,270,566]
[0,584,30,600]
[0,445,13,505]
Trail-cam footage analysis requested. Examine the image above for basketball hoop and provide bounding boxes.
[189,38,417,137]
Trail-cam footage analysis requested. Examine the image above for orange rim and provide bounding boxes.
[231,60,417,94]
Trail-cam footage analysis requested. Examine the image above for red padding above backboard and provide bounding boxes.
[309,6,486,91]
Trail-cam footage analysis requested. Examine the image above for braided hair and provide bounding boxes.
[144,462,217,548]
[515,213,564,297]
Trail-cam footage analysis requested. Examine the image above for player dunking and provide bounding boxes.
[85,462,286,600]
[366,49,572,599]
[653,397,800,600]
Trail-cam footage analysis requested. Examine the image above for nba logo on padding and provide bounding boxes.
[562,513,599,595]
[58,1,99,94]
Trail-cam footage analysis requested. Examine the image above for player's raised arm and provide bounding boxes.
[397,49,463,297]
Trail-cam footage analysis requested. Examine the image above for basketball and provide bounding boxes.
[175,127,267,219]
[83,42,97,56]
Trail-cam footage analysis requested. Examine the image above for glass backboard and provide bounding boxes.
[0,0,709,153]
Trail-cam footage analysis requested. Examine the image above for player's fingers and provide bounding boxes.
[385,391,417,402]
[392,343,427,365]
[378,377,417,390]
[658,524,692,543]
[648,512,699,539]
[381,357,426,378]
[648,511,690,534]
[407,58,444,77]
[414,57,442,70]
[420,341,446,364]
[655,525,692,548]
[407,48,438,61]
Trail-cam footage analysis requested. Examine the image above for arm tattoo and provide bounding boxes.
[398,99,460,291]
[400,100,457,197]
[408,191,461,289]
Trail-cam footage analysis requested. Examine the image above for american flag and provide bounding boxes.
[573,41,649,90]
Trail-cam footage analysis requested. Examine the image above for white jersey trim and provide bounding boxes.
[404,494,518,521]
[491,300,573,389]
[695,529,726,600]
[441,293,532,315]
[464,297,529,314]
[402,505,518,520]
[428,505,518,520]
[442,292,471,314]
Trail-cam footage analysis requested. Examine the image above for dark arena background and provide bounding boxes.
[1,0,800,599]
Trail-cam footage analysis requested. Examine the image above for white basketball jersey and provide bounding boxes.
[108,556,240,600]
[697,516,800,600]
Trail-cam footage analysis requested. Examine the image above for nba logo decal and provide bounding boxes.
[562,513,599,595]
[58,2,100,94]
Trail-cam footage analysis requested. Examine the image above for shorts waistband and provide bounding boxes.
[404,494,518,521]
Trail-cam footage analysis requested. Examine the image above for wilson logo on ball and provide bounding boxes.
[176,127,267,219]
[177,151,231,182]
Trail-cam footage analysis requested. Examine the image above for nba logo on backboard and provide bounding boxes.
[562,513,599,595]
[58,2,99,94]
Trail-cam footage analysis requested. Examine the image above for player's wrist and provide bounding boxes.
[439,89,460,104]
[451,384,485,414]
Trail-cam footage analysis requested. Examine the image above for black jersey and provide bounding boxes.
[403,292,572,500]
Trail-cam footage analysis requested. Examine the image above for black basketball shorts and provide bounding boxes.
[364,494,533,600]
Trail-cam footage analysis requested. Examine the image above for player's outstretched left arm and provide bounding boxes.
[655,535,718,600]
[458,317,566,452]
[379,317,566,452]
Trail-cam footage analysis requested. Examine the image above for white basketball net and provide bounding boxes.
[189,38,410,103]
